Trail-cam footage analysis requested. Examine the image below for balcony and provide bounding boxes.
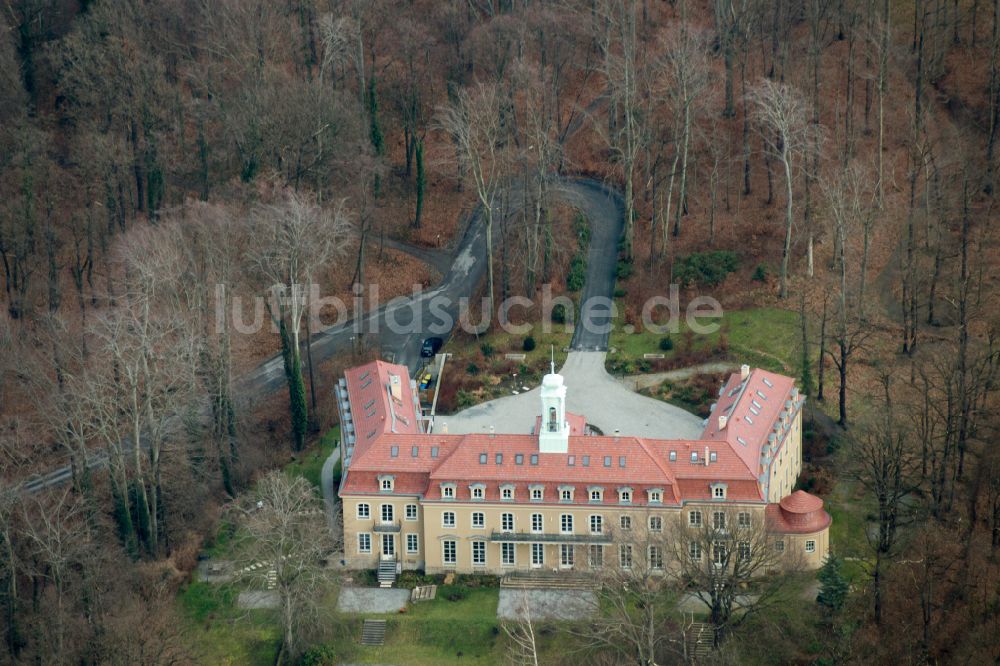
[373,521,401,533]
[489,530,612,545]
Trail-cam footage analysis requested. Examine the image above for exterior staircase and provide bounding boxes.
[500,570,599,590]
[377,559,397,588]
[686,622,715,660]
[360,619,387,646]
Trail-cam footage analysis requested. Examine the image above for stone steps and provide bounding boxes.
[500,571,599,590]
[687,622,715,660]
[377,560,397,588]
[360,619,386,646]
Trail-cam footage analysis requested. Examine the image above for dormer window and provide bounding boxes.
[529,485,544,502]
[441,483,456,499]
[588,487,604,502]
[470,484,486,500]
[647,488,663,504]
[500,484,515,501]
[690,451,699,463]
[618,487,633,504]
[559,486,574,502]
[378,475,395,492]
[669,451,677,462]
[711,483,728,500]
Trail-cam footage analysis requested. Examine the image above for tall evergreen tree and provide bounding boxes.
[816,554,849,612]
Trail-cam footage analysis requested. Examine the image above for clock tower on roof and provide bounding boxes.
[538,350,568,453]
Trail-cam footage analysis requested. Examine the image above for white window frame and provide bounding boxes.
[588,486,604,502]
[590,514,603,534]
[713,511,726,530]
[501,542,515,566]
[407,533,419,553]
[358,533,371,553]
[470,484,485,500]
[531,513,543,533]
[530,485,544,502]
[649,515,662,532]
[711,483,727,500]
[649,545,663,570]
[501,513,514,532]
[589,544,604,568]
[441,483,456,499]
[560,544,575,568]
[688,510,702,527]
[380,476,394,492]
[531,543,544,567]
[471,512,485,529]
[620,515,632,530]
[559,486,574,502]
[380,504,394,523]
[738,541,751,561]
[357,503,370,520]
[618,487,633,504]
[500,485,515,501]
[737,511,751,528]
[775,540,785,552]
[472,540,486,566]
[805,540,816,553]
[689,541,701,561]
[619,544,633,569]
[443,540,457,565]
[442,511,456,528]
[405,504,418,521]
[560,514,574,534]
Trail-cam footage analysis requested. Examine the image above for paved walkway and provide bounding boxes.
[337,586,410,614]
[497,589,596,621]
[440,352,704,439]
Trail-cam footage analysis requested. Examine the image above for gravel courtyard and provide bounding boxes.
[496,589,597,621]
[440,351,705,439]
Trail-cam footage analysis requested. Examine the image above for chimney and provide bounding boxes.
[389,374,402,401]
[613,428,621,439]
[718,414,728,430]
[704,446,710,467]
[489,425,495,438]
[740,364,750,380]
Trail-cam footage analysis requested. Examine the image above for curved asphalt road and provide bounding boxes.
[19,176,624,494]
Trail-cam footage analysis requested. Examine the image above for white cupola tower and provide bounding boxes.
[538,351,569,453]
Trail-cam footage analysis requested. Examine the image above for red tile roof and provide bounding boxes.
[766,491,832,534]
[337,364,798,508]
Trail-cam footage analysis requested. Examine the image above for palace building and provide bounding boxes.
[335,358,831,577]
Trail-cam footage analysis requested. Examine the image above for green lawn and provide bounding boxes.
[285,425,340,490]
[178,580,281,666]
[608,306,800,374]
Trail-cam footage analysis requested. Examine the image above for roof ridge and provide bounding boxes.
[636,438,676,485]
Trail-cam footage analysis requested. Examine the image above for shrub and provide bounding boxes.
[573,213,591,245]
[551,303,567,324]
[566,254,586,291]
[614,287,627,298]
[522,336,536,352]
[439,584,469,602]
[480,342,495,357]
[300,645,338,666]
[673,250,740,287]
[456,390,476,409]
[752,263,768,282]
[466,363,479,376]
[659,336,674,351]
[616,258,634,280]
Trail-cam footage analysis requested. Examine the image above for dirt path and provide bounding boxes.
[619,362,739,391]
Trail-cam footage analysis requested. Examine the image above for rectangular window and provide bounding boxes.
[442,486,455,499]
[689,510,702,527]
[357,503,370,519]
[650,491,662,503]
[531,514,543,533]
[442,511,455,528]
[713,542,726,565]
[479,453,488,464]
[713,511,726,530]
[501,513,514,531]
[649,545,663,570]
[560,514,574,533]
[381,504,394,522]
[358,533,371,553]
[502,487,513,500]
[567,455,575,466]
[713,486,725,499]
[496,453,503,464]
[411,446,419,457]
[431,446,439,458]
[390,446,399,457]
[582,455,590,467]
[531,488,543,501]
[738,512,751,528]
[405,504,418,520]
[805,540,816,553]
[560,544,575,567]
[738,541,751,561]
[502,542,515,566]
[590,515,603,534]
[604,456,612,467]
[381,478,393,491]
[669,451,677,461]
[619,456,626,468]
[472,541,486,566]
[407,534,419,553]
[515,454,524,465]
[619,544,633,568]
[532,543,544,566]
[620,515,632,530]
[443,540,456,565]
[530,454,539,465]
[472,512,485,529]
[590,489,602,502]
[589,545,604,567]
[619,490,632,503]
[775,540,785,552]
[472,487,484,499]
[560,488,572,501]
[649,516,662,532]
[689,541,701,560]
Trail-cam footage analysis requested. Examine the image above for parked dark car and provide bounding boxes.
[420,337,443,358]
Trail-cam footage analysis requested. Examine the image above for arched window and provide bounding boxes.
[548,407,558,432]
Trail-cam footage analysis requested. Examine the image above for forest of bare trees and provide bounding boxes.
[1,0,999,663]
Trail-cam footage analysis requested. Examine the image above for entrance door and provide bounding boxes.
[382,534,395,558]
[531,543,544,568]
